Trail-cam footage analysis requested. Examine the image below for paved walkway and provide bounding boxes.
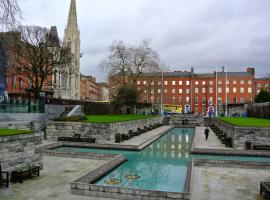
[0,156,113,200]
[193,126,231,150]
[190,166,269,200]
[120,126,172,146]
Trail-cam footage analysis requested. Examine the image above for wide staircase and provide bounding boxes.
[167,114,204,127]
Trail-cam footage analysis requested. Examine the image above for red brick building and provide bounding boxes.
[1,31,55,100]
[255,78,270,94]
[109,67,270,115]
[80,74,109,102]
[80,74,100,101]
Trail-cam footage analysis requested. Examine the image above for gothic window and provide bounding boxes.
[54,70,57,84]
[62,74,67,89]
[67,41,71,49]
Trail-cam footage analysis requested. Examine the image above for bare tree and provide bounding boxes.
[100,40,161,85]
[0,0,22,29]
[2,25,72,99]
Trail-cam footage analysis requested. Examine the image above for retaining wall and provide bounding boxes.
[0,132,43,172]
[46,117,163,144]
[208,118,270,150]
[0,121,33,130]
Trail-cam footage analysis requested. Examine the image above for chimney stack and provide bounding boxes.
[246,67,255,76]
[191,67,194,74]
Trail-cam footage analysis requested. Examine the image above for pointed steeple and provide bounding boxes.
[63,0,81,100]
[66,0,78,30]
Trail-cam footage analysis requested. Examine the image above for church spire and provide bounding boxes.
[66,0,78,30]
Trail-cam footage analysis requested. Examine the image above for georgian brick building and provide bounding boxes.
[80,74,100,101]
[80,74,109,101]
[109,67,270,114]
[255,78,270,94]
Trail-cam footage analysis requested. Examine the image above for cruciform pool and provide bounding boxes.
[55,128,270,193]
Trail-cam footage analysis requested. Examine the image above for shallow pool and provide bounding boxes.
[55,128,270,192]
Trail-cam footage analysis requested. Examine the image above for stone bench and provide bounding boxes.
[58,135,96,143]
[253,145,270,150]
[0,165,9,188]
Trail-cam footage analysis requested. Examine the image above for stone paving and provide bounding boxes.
[193,126,232,150]
[190,166,269,200]
[120,125,172,146]
[0,156,113,200]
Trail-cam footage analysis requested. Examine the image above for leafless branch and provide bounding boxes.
[1,25,72,99]
[0,0,22,30]
[99,39,161,86]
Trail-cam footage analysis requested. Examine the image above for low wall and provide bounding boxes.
[0,132,43,172]
[46,117,163,144]
[0,113,48,122]
[0,121,34,130]
[209,118,270,150]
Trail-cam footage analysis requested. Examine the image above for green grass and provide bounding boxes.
[218,117,270,127]
[0,129,33,137]
[82,114,158,123]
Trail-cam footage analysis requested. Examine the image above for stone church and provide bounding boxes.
[50,0,81,100]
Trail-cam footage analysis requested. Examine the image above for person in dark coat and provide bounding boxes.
[204,128,210,140]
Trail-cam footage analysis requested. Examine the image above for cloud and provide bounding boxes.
[20,0,270,81]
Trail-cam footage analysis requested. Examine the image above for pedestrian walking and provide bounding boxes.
[204,128,209,140]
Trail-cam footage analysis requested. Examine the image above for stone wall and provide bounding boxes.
[209,118,270,150]
[0,121,33,130]
[46,117,163,144]
[0,132,43,172]
[0,113,49,122]
[0,105,65,123]
[167,114,204,126]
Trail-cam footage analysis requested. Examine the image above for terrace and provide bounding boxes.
[1,115,270,200]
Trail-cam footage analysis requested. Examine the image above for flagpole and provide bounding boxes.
[215,66,218,117]
[160,69,164,115]
[225,66,228,117]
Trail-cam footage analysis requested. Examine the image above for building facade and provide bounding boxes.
[80,74,109,101]
[80,75,100,101]
[1,0,81,101]
[52,0,81,100]
[97,82,110,102]
[109,67,270,115]
[255,78,270,94]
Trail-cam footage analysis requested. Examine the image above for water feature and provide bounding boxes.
[55,128,270,192]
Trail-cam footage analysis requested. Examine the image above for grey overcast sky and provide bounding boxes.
[20,0,270,81]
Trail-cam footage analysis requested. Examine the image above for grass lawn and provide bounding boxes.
[83,114,158,123]
[218,117,270,127]
[0,129,33,137]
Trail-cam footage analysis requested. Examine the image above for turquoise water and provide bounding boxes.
[55,128,270,192]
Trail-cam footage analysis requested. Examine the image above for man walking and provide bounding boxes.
[204,128,210,140]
